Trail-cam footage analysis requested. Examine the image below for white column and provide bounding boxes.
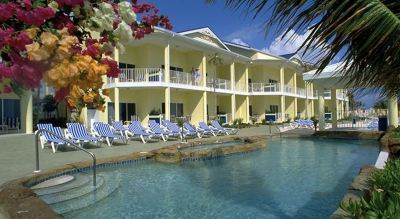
[230,62,235,90]
[202,55,207,87]
[318,87,325,130]
[245,66,250,123]
[279,65,285,93]
[114,88,120,121]
[280,96,286,122]
[164,43,170,83]
[305,82,309,118]
[165,88,171,121]
[20,90,33,133]
[332,89,338,128]
[388,94,398,127]
[203,91,207,122]
[230,62,236,122]
[280,65,285,122]
[231,94,236,122]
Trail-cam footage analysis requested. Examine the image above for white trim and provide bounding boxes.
[179,27,231,51]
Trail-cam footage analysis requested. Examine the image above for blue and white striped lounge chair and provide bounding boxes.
[127,121,162,143]
[36,124,69,153]
[66,123,99,146]
[162,120,198,139]
[112,121,130,138]
[211,120,238,135]
[148,120,179,141]
[93,122,128,146]
[198,122,220,136]
[183,122,209,138]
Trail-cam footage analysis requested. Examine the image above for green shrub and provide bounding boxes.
[233,118,243,125]
[340,160,400,218]
[261,119,267,125]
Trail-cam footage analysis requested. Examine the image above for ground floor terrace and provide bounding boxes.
[89,87,347,127]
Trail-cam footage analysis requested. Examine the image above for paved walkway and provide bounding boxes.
[0,126,282,186]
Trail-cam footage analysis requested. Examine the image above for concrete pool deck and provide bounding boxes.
[0,125,299,186]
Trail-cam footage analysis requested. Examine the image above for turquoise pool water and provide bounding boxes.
[178,140,246,152]
[64,138,378,218]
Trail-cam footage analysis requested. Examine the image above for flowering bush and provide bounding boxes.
[0,0,172,114]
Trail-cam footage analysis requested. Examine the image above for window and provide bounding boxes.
[269,79,278,84]
[119,62,135,69]
[161,102,184,117]
[270,105,279,113]
[0,99,21,128]
[120,103,136,122]
[170,103,183,117]
[161,65,183,72]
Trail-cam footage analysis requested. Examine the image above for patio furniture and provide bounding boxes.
[148,120,179,141]
[211,120,238,135]
[112,121,130,138]
[162,120,198,139]
[92,122,128,146]
[66,123,99,146]
[198,122,220,136]
[127,121,162,143]
[36,124,69,153]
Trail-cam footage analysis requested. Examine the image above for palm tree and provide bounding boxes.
[207,0,400,96]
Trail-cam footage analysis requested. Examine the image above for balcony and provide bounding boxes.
[248,83,280,93]
[207,78,231,91]
[170,70,201,86]
[109,68,164,84]
[296,88,306,97]
[284,85,294,94]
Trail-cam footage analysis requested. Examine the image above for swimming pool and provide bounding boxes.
[52,138,378,218]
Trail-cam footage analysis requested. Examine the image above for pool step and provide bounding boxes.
[40,176,105,204]
[32,172,121,215]
[34,174,91,196]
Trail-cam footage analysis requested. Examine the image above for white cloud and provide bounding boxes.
[262,29,311,55]
[230,38,249,46]
[224,23,263,43]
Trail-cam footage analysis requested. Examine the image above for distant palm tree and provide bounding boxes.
[207,0,400,95]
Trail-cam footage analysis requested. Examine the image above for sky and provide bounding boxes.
[146,0,378,108]
[146,0,302,55]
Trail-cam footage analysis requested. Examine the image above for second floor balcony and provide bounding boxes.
[249,83,280,93]
[110,68,164,84]
[207,78,231,91]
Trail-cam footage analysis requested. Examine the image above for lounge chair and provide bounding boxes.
[211,120,238,135]
[127,121,162,143]
[66,123,99,146]
[198,122,220,136]
[92,122,128,146]
[148,120,179,141]
[183,122,210,138]
[112,121,130,138]
[162,120,198,139]
[36,124,69,153]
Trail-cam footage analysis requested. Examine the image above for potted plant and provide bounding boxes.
[310,116,319,132]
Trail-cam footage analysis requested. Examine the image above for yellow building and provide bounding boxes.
[0,27,349,133]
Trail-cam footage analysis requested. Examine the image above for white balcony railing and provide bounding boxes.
[112,68,164,83]
[235,82,247,92]
[207,78,231,90]
[284,85,294,94]
[170,70,201,86]
[324,90,332,98]
[248,83,280,93]
[296,88,306,97]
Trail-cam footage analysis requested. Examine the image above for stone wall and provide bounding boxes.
[314,130,384,140]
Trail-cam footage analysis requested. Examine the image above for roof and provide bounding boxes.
[280,53,296,59]
[179,27,231,51]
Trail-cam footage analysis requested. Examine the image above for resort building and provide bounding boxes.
[0,27,349,134]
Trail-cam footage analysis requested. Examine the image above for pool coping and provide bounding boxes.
[0,135,267,219]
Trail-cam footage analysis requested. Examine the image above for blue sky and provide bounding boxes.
[147,0,292,54]
[146,0,379,108]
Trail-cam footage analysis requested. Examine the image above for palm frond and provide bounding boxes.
[207,0,400,96]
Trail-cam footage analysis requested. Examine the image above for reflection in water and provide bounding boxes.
[64,138,378,219]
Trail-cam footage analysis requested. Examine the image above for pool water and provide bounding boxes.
[178,140,246,152]
[64,138,378,218]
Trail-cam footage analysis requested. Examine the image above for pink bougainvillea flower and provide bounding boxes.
[0,3,16,22]
[3,85,12,93]
[16,7,55,26]
[100,58,119,78]
[54,87,69,102]
[0,64,16,79]
[56,0,84,7]
[53,15,76,33]
[22,0,32,10]
[7,32,32,52]
[0,28,15,48]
